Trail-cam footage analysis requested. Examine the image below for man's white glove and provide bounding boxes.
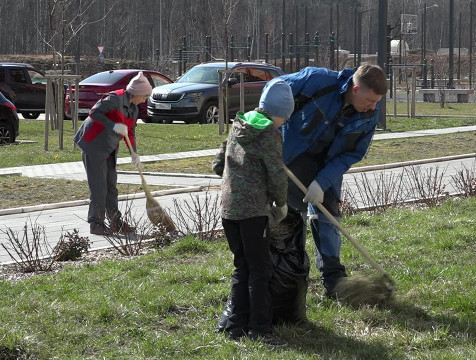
[303,180,324,205]
[269,204,288,225]
[113,123,128,137]
[131,152,143,171]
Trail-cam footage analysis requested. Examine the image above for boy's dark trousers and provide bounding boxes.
[222,216,273,334]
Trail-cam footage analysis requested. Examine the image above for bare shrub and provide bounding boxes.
[450,161,476,197]
[351,171,411,212]
[53,229,90,261]
[339,182,358,215]
[0,217,55,273]
[439,88,446,108]
[170,190,222,241]
[405,165,449,207]
[104,201,170,256]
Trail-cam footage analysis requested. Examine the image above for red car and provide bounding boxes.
[65,69,173,120]
[0,91,19,144]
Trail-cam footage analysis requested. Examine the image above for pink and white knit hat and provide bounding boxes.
[126,71,153,96]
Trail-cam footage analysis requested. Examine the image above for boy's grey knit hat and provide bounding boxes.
[259,78,294,119]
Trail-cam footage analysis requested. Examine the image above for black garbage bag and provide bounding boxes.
[217,207,310,331]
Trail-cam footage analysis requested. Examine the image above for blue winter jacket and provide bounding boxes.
[279,67,380,200]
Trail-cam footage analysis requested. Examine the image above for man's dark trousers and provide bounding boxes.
[286,154,347,293]
[82,150,121,225]
[222,216,273,334]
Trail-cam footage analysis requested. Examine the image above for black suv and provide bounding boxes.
[147,62,284,124]
[0,63,47,119]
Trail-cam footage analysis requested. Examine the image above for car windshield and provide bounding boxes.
[177,66,223,84]
[81,72,126,85]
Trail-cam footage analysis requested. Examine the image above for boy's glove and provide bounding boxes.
[131,152,143,171]
[269,204,288,225]
[113,123,128,137]
[303,180,324,205]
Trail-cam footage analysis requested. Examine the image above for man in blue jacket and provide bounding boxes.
[279,64,388,297]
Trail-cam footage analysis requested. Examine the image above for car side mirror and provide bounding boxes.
[227,77,239,86]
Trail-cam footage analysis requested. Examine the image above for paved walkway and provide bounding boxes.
[1,126,475,264]
[1,125,475,180]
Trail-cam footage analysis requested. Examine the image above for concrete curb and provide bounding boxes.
[0,171,22,177]
[120,153,476,177]
[348,153,475,174]
[117,170,221,179]
[0,186,203,216]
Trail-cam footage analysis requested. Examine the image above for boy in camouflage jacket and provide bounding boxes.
[212,78,294,344]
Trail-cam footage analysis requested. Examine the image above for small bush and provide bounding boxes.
[0,217,55,273]
[53,229,90,261]
[405,164,449,207]
[170,189,222,241]
[104,200,173,256]
[450,160,476,197]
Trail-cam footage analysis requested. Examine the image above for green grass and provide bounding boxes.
[358,132,476,166]
[386,100,476,119]
[385,114,476,132]
[0,121,226,168]
[117,132,476,174]
[0,197,475,359]
[0,176,171,209]
[1,115,475,169]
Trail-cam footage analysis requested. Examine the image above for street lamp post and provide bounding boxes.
[357,8,375,67]
[377,0,388,130]
[458,12,462,81]
[353,5,358,68]
[471,0,473,88]
[421,4,426,64]
[449,0,455,89]
[420,4,438,66]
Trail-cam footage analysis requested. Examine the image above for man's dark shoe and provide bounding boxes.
[323,286,338,300]
[90,222,113,236]
[227,328,247,340]
[110,220,136,234]
[247,330,287,346]
[323,274,348,300]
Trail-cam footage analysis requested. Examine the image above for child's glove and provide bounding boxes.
[269,204,288,225]
[303,180,324,205]
[113,123,128,137]
[131,152,143,171]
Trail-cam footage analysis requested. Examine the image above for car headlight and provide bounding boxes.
[184,92,203,99]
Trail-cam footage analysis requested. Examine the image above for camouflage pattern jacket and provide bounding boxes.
[212,110,288,220]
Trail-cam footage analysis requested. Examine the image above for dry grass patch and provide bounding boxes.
[0,175,171,209]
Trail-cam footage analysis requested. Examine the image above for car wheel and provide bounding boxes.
[0,121,15,144]
[200,101,219,124]
[162,119,173,124]
[21,112,40,120]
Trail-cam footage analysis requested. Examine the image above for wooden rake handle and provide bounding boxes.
[284,166,392,280]
[123,134,151,196]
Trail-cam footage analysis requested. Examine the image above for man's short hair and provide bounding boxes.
[353,64,388,95]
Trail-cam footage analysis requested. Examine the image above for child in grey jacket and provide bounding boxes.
[213,78,294,345]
